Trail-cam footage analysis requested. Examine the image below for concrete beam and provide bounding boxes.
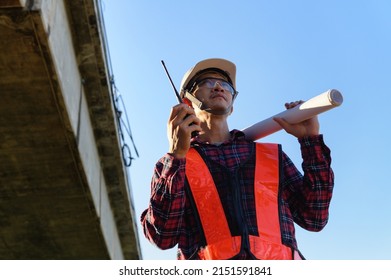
[0,0,27,8]
[0,0,140,259]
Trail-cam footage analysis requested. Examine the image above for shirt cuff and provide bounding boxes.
[160,153,186,177]
[298,134,324,146]
[298,134,330,161]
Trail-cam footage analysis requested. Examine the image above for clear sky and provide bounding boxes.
[102,0,391,260]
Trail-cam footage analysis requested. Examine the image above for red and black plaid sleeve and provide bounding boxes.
[280,135,334,246]
[140,153,187,250]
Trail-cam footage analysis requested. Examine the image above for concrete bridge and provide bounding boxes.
[0,0,141,259]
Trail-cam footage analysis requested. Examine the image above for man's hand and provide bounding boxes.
[167,103,201,159]
[273,100,320,138]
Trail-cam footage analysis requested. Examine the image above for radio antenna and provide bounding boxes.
[161,60,182,104]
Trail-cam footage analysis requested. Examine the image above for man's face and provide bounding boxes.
[191,72,235,115]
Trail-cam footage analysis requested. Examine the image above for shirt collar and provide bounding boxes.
[191,129,246,146]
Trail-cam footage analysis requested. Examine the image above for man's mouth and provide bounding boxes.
[211,94,226,100]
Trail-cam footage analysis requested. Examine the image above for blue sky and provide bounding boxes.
[102,0,391,260]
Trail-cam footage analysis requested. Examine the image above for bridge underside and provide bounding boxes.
[0,0,139,259]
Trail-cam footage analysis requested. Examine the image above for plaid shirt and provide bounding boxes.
[140,130,334,259]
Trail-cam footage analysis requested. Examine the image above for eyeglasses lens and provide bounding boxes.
[197,78,235,94]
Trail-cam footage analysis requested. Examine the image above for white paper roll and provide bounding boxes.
[242,89,343,141]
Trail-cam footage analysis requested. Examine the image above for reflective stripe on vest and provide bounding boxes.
[185,143,294,260]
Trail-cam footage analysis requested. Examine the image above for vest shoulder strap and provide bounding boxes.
[185,148,231,245]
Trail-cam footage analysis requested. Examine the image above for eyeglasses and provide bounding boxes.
[191,78,236,95]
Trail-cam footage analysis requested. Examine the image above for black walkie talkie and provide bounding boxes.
[161,60,199,138]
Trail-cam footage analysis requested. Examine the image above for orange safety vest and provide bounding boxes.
[185,143,301,260]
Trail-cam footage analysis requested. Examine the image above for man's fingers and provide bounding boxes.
[284,100,304,109]
[169,103,194,121]
[273,117,289,129]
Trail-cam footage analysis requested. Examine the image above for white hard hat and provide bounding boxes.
[179,58,236,98]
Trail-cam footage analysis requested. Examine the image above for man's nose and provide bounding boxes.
[213,81,225,91]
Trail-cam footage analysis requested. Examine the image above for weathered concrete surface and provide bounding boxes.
[0,0,140,259]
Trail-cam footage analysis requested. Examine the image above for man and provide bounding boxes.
[140,58,334,260]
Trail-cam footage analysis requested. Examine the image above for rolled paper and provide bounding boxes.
[242,89,343,141]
